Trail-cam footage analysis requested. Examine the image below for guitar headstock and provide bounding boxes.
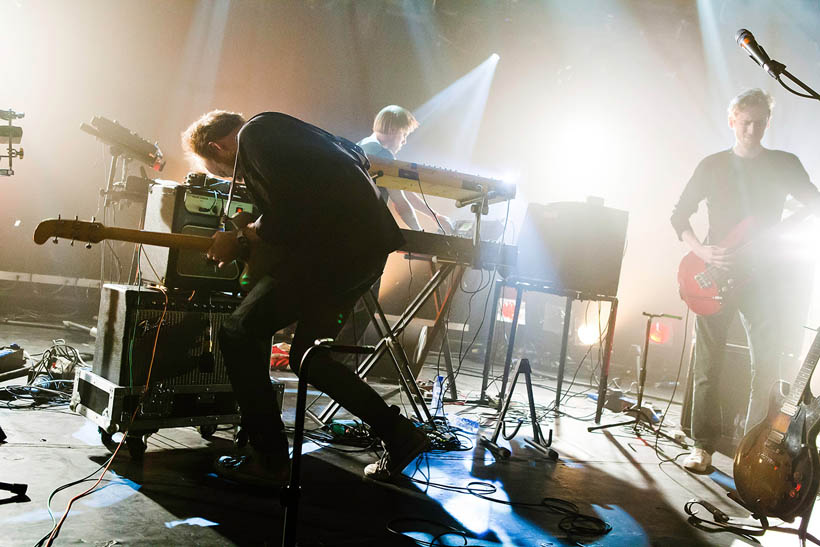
[33,217,106,245]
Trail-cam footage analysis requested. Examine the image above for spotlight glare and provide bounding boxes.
[649,321,671,344]
[490,53,500,61]
[577,323,600,346]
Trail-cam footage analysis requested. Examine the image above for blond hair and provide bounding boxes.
[728,88,775,118]
[181,110,246,160]
[372,105,419,135]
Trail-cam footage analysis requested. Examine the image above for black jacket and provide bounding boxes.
[236,112,404,294]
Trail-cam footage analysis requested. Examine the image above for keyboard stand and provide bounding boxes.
[307,262,458,427]
[411,262,463,401]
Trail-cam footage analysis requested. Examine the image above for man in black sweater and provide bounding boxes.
[182,110,429,485]
[671,89,820,472]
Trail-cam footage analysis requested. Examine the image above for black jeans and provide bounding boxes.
[218,268,395,452]
[690,288,781,452]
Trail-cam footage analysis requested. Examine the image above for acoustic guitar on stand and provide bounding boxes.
[732,326,820,522]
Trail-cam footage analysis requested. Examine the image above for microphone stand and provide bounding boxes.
[746,49,820,102]
[587,312,683,443]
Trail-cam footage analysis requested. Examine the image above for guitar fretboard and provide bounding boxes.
[783,328,820,414]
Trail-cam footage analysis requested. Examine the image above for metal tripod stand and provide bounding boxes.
[588,312,681,436]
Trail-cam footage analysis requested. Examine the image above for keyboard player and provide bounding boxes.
[357,105,453,233]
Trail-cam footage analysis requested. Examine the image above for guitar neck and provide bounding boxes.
[102,226,213,252]
[785,329,820,410]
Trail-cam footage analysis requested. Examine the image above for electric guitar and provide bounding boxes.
[33,213,281,291]
[733,327,820,521]
[678,210,811,316]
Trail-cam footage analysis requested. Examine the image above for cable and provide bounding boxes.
[43,267,168,545]
[405,456,611,540]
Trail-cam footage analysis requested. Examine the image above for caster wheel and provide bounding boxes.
[99,427,121,454]
[125,432,152,461]
[234,426,249,448]
[198,424,218,439]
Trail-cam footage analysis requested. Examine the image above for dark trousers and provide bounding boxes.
[218,271,395,453]
[690,289,781,452]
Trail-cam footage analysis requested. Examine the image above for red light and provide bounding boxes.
[649,321,671,344]
[236,207,244,213]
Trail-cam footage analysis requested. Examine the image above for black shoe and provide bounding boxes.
[364,415,429,481]
[214,446,290,488]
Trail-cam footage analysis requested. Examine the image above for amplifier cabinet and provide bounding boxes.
[77,284,285,442]
[94,284,240,387]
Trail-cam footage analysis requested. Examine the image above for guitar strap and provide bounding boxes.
[221,130,243,230]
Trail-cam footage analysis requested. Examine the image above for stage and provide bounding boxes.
[1,320,809,547]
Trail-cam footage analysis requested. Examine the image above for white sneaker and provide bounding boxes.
[683,447,712,473]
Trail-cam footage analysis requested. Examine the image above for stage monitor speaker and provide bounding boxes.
[94,284,242,387]
[140,179,255,292]
[516,199,628,297]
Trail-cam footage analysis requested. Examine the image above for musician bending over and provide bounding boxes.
[182,110,429,486]
[671,89,820,473]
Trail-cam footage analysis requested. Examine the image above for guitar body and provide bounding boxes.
[733,397,820,521]
[678,217,754,316]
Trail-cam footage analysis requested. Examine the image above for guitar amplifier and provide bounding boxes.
[139,177,255,291]
[515,199,628,297]
[93,284,241,386]
[75,284,284,439]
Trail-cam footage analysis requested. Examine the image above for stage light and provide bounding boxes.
[577,323,601,345]
[400,53,500,171]
[649,320,670,344]
[490,53,500,61]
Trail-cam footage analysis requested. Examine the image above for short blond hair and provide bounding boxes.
[373,105,419,135]
[728,88,775,118]
[181,110,246,160]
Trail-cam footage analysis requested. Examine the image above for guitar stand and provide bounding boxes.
[480,358,558,461]
[726,491,820,546]
[587,312,682,444]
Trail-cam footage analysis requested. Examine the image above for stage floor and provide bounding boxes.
[0,321,813,546]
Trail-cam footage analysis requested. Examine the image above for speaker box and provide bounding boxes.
[516,200,628,297]
[94,284,242,386]
[140,180,255,291]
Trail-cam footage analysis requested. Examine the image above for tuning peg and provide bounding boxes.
[85,243,92,249]
[91,216,96,222]
[70,239,75,246]
[53,236,58,244]
[57,214,61,220]
[74,215,78,221]
[17,148,23,159]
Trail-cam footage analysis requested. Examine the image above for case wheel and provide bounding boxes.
[198,424,218,439]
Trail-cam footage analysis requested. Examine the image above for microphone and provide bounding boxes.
[736,29,784,78]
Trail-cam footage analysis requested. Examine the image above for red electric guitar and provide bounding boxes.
[678,210,812,316]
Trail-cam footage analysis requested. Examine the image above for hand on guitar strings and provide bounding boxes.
[207,230,241,268]
[695,244,736,269]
